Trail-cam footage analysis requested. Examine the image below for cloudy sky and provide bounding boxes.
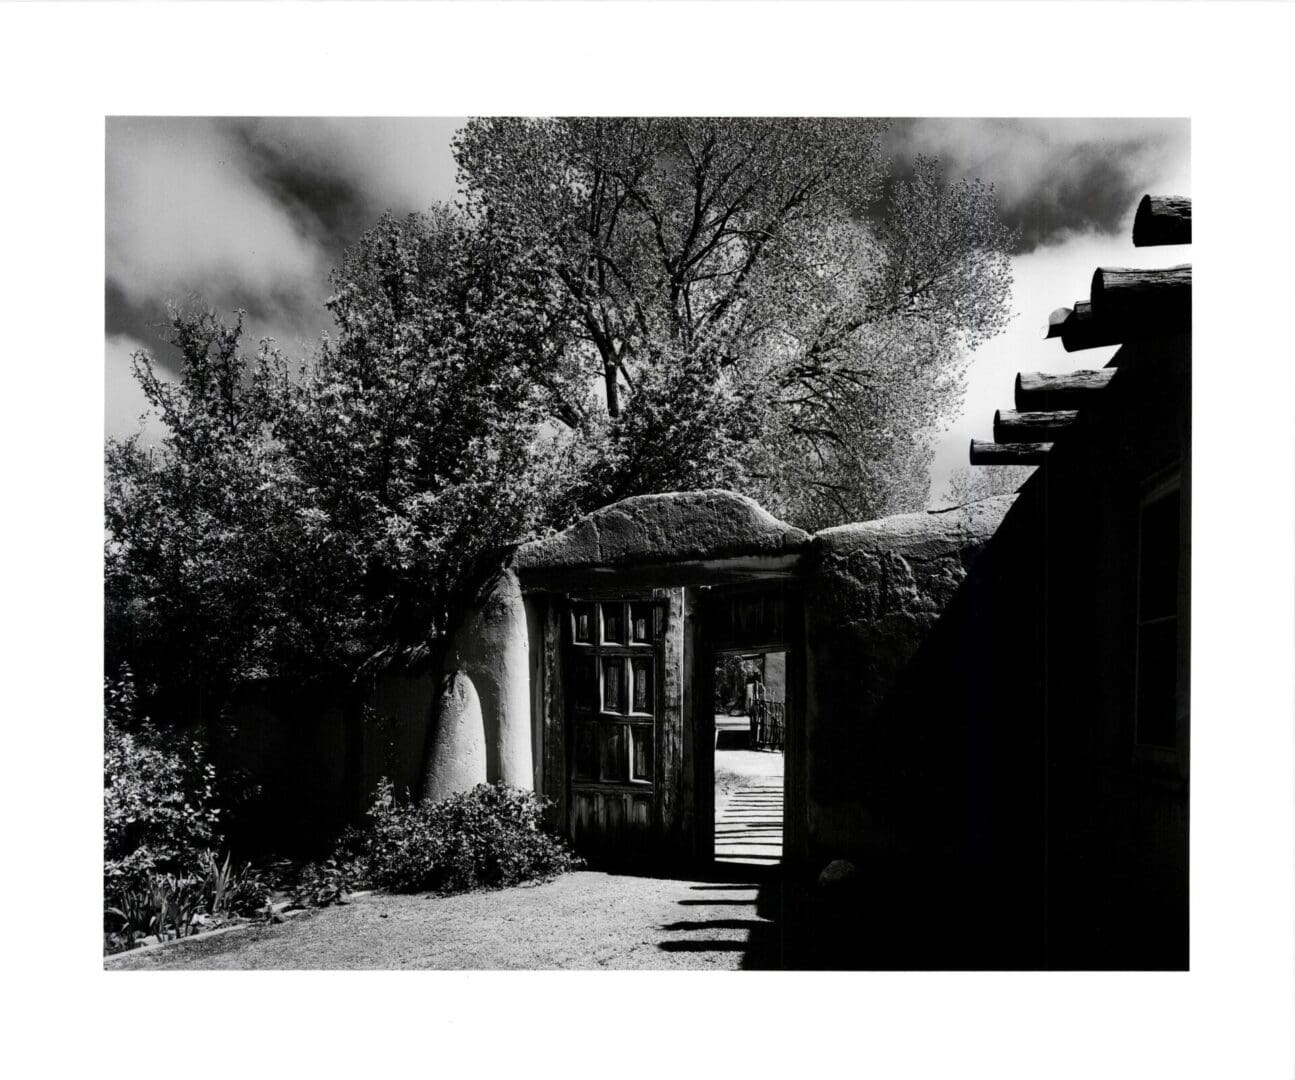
[106,116,1189,502]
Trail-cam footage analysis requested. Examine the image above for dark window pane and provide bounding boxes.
[601,603,623,644]
[630,602,653,644]
[571,657,597,711]
[572,604,593,644]
[574,723,598,779]
[631,656,653,714]
[632,725,653,781]
[1137,619,1178,747]
[1139,492,1181,621]
[602,658,625,713]
[600,725,628,782]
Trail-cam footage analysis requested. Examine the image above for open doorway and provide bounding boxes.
[713,649,786,867]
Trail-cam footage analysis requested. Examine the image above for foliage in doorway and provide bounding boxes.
[339,780,582,895]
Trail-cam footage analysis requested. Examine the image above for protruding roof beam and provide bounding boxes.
[994,409,1078,443]
[1044,301,1126,352]
[1132,195,1192,247]
[970,439,1052,465]
[1090,264,1191,324]
[1044,264,1191,351]
[1015,369,1115,411]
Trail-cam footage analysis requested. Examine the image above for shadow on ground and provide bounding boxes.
[654,863,1035,970]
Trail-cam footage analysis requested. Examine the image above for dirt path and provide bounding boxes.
[109,740,795,972]
[105,868,787,971]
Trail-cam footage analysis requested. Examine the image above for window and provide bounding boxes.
[1135,479,1182,750]
[567,599,659,787]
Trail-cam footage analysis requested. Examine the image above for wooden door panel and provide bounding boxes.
[563,595,671,859]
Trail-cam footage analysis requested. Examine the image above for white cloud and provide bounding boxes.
[105,333,163,444]
[898,117,1189,197]
[893,118,1190,247]
[237,117,462,218]
[106,117,330,337]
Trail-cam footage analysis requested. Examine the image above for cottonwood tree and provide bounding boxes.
[943,463,1036,506]
[106,120,1020,714]
[454,119,1016,525]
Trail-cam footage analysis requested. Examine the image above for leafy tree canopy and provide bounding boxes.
[454,118,1017,525]
[107,118,1018,713]
[943,463,1037,506]
[106,211,566,710]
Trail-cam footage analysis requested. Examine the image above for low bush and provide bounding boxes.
[103,670,271,954]
[103,669,221,890]
[340,780,581,895]
[292,857,362,908]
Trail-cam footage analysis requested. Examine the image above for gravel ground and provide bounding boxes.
[105,869,782,970]
[108,748,793,972]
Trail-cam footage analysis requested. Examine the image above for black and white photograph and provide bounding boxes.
[101,114,1193,973]
[3,3,1293,1079]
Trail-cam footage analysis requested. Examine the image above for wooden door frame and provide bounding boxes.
[689,582,804,868]
[532,575,805,870]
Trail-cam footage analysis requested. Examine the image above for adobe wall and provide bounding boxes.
[799,497,1019,865]
[438,568,532,794]
[799,333,1189,969]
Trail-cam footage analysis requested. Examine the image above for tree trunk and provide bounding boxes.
[603,359,620,417]
[1132,195,1192,247]
[1015,369,1115,411]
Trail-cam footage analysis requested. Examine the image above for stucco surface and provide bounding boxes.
[814,496,1016,561]
[514,489,809,570]
[422,671,486,802]
[802,496,1016,857]
[443,569,532,789]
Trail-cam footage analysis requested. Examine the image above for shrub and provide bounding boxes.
[292,857,362,908]
[104,670,221,892]
[342,780,581,895]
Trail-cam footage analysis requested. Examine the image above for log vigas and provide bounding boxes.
[994,409,1078,443]
[1015,370,1114,411]
[969,439,1052,465]
[1132,195,1191,247]
[1090,265,1191,324]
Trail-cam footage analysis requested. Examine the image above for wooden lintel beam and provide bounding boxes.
[1015,369,1115,411]
[994,409,1078,443]
[1132,195,1192,247]
[970,439,1052,465]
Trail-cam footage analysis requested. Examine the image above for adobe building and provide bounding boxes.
[226,194,1190,969]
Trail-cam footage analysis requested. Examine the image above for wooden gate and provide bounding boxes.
[748,686,786,751]
[564,597,665,857]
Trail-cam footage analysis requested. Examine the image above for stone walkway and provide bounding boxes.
[715,776,783,866]
[714,744,784,867]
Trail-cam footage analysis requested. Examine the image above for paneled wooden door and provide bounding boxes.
[564,597,665,857]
